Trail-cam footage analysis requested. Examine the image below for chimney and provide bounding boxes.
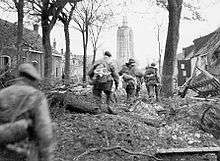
[53,38,56,49]
[33,24,39,33]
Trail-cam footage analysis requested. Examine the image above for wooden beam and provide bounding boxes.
[157,147,220,154]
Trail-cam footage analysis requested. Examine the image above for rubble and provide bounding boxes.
[48,85,220,161]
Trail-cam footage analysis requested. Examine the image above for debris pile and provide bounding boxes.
[50,87,220,161]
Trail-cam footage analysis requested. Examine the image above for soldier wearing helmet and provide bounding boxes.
[150,62,156,67]
[0,63,53,161]
[119,59,143,102]
[144,62,160,101]
[88,51,119,114]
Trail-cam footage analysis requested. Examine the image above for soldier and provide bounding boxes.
[88,51,119,114]
[144,63,160,101]
[119,59,143,101]
[0,63,53,161]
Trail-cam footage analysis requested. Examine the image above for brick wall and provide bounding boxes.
[0,47,62,79]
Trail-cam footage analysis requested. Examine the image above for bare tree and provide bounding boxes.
[155,0,216,97]
[14,0,24,66]
[156,23,162,77]
[89,8,113,64]
[90,24,103,65]
[27,0,81,78]
[59,2,77,79]
[72,0,109,82]
[158,0,183,97]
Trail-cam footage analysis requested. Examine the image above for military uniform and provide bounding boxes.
[0,63,53,161]
[119,59,143,101]
[144,64,160,101]
[88,51,119,113]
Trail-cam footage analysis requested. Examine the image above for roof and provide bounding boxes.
[176,53,184,60]
[193,27,220,57]
[24,49,62,58]
[0,19,42,51]
[183,45,194,59]
[0,19,61,56]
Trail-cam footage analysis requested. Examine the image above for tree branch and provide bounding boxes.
[68,1,77,23]
[49,3,67,30]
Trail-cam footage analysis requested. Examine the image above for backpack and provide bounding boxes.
[144,67,158,85]
[93,63,112,83]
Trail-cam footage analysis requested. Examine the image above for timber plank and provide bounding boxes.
[157,147,220,154]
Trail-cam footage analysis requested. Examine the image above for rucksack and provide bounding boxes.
[144,67,158,84]
[93,63,112,83]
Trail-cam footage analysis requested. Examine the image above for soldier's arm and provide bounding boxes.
[118,67,124,76]
[110,65,119,86]
[118,70,123,76]
[30,94,54,161]
[88,65,95,79]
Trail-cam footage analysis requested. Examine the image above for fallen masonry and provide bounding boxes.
[46,85,220,161]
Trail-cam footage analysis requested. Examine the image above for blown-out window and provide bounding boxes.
[0,55,11,70]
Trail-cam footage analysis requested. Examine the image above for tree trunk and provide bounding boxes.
[157,25,162,77]
[41,16,53,78]
[161,0,183,97]
[82,29,88,83]
[82,41,87,83]
[16,0,24,66]
[64,23,71,79]
[92,48,97,64]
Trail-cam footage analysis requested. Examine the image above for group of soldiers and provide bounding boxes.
[88,51,160,113]
[0,50,159,160]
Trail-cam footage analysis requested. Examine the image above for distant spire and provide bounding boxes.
[122,0,128,26]
[122,16,128,26]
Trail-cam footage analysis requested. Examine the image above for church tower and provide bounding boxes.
[116,16,134,66]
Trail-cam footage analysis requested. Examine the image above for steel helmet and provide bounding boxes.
[151,63,156,67]
[18,63,41,81]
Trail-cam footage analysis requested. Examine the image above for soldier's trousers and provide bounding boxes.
[136,84,141,97]
[146,84,159,100]
[125,80,136,102]
[92,81,113,107]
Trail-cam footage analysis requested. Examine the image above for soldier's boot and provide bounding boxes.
[93,88,103,113]
[106,92,116,114]
[107,105,115,114]
[135,92,138,97]
[135,84,139,97]
[93,96,102,113]
[146,86,151,98]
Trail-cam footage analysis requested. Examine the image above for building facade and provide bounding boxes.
[0,19,62,79]
[65,54,93,82]
[176,27,220,86]
[116,16,134,66]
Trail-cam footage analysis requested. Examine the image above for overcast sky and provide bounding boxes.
[0,0,220,68]
[51,0,220,67]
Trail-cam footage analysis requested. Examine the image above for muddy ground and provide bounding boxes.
[49,85,220,161]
